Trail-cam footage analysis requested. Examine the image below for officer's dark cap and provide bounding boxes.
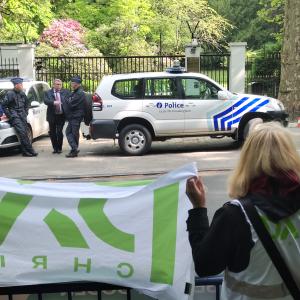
[71,76,82,84]
[11,77,23,85]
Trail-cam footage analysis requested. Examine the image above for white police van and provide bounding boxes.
[0,78,49,150]
[88,63,288,155]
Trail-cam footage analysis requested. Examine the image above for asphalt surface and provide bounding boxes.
[0,136,240,179]
[0,127,299,180]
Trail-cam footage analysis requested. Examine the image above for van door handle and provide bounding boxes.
[145,103,155,108]
[185,102,196,107]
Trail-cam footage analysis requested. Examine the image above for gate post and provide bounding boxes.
[229,42,247,93]
[185,39,201,73]
[17,44,36,80]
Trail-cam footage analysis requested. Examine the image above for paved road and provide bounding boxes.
[0,137,235,179]
[0,128,299,181]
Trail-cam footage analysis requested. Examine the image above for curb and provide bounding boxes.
[14,168,234,181]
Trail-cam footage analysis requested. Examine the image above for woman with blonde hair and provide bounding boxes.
[186,122,300,300]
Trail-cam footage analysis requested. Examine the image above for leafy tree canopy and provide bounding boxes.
[0,0,53,43]
[208,0,284,50]
[54,0,232,55]
[0,0,284,55]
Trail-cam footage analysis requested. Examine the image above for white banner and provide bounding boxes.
[0,163,197,300]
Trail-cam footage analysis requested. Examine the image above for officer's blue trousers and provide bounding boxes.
[66,118,81,152]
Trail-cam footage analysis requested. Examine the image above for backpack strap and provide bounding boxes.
[240,198,300,299]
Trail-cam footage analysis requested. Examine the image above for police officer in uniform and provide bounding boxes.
[63,76,86,158]
[44,79,69,154]
[1,78,38,157]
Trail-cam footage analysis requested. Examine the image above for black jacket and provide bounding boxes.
[187,180,300,277]
[63,87,86,121]
[44,89,69,122]
[1,89,29,121]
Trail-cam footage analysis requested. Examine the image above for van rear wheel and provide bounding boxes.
[118,124,152,156]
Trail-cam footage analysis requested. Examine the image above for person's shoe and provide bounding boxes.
[66,151,77,158]
[52,150,58,154]
[22,152,33,157]
[30,151,38,157]
[57,150,62,154]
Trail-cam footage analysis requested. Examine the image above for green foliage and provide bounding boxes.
[0,0,53,43]
[53,0,107,29]
[53,0,232,56]
[247,46,281,85]
[150,0,232,53]
[0,0,284,55]
[208,0,284,50]
[86,0,156,55]
[258,0,284,45]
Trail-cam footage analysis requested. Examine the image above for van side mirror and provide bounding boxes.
[218,91,231,100]
[30,101,40,108]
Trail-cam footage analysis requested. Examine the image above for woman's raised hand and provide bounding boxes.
[186,176,207,208]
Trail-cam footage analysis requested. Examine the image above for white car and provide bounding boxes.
[0,78,49,150]
[87,64,288,155]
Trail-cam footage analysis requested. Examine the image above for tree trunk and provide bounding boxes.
[279,0,300,119]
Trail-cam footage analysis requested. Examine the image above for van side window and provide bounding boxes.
[35,84,45,103]
[27,87,38,104]
[181,78,220,100]
[144,78,179,99]
[43,84,50,92]
[112,79,143,99]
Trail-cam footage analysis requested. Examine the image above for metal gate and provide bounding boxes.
[35,54,230,92]
[0,57,19,78]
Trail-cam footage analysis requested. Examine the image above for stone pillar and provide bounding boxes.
[17,44,35,80]
[229,42,247,93]
[185,40,201,73]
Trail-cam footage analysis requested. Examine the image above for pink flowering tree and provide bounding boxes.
[38,19,87,53]
[35,19,110,90]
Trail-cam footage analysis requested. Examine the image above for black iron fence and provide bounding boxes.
[35,54,230,93]
[200,53,230,89]
[0,276,223,300]
[246,52,281,98]
[35,55,184,92]
[0,57,19,78]
[1,52,280,99]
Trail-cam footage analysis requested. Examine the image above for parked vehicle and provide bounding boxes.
[0,78,50,149]
[87,63,288,156]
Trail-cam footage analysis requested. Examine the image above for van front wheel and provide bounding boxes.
[118,124,152,156]
[241,118,263,140]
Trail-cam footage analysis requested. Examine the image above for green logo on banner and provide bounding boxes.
[0,193,32,245]
[78,198,135,252]
[44,209,89,249]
